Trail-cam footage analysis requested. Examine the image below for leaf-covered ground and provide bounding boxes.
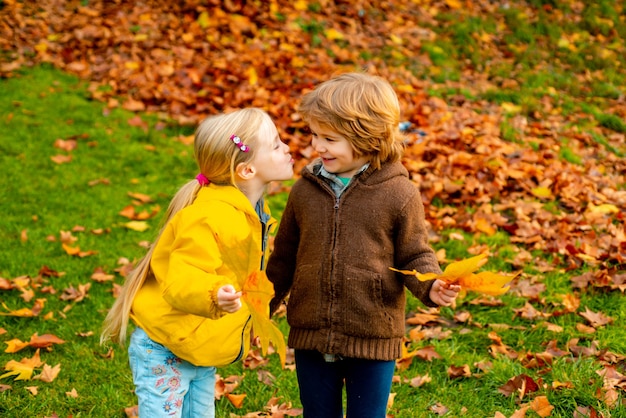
[2,0,624,278]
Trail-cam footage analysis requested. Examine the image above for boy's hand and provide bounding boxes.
[429,279,460,307]
[217,284,242,313]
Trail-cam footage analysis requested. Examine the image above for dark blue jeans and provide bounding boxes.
[295,349,396,418]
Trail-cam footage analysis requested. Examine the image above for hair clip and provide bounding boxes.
[196,173,210,186]
[230,134,249,152]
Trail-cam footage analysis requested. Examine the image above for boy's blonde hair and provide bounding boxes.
[101,108,271,345]
[298,72,405,169]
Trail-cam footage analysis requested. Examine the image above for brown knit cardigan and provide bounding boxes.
[267,160,442,361]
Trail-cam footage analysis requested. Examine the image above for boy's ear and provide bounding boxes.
[235,162,256,180]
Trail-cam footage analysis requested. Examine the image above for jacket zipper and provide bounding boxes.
[309,166,362,354]
[326,194,341,353]
[232,315,252,364]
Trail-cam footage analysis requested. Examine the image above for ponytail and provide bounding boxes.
[100,180,200,345]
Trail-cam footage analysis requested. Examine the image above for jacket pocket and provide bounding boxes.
[341,265,398,337]
[286,264,323,329]
[166,309,252,367]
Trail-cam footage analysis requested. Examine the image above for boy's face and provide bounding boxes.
[309,120,369,179]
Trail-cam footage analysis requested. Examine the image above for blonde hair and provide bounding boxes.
[298,72,405,169]
[100,108,272,345]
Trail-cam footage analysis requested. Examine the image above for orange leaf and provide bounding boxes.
[226,393,246,408]
[118,205,137,219]
[4,339,30,353]
[530,395,554,417]
[127,192,153,203]
[241,271,286,367]
[396,343,418,371]
[62,243,81,255]
[29,333,66,348]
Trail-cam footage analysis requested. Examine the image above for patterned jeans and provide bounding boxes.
[128,327,216,418]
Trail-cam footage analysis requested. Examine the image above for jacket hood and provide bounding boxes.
[196,184,257,216]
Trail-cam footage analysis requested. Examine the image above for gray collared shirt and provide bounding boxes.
[317,164,370,197]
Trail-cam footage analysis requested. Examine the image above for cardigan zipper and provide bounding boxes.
[325,194,342,353]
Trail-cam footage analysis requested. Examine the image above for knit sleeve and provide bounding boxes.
[394,186,442,307]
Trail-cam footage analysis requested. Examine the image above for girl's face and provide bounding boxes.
[251,118,294,184]
[309,120,369,179]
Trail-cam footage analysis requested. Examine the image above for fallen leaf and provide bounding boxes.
[1,349,43,381]
[409,374,432,387]
[50,154,72,164]
[529,395,554,417]
[226,392,246,408]
[123,221,149,232]
[579,307,613,327]
[34,363,61,383]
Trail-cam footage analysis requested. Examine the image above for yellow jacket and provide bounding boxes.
[130,185,274,367]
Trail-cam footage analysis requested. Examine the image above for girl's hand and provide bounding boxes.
[429,279,461,307]
[217,285,242,313]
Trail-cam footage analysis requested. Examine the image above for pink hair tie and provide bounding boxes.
[230,134,249,152]
[196,173,210,186]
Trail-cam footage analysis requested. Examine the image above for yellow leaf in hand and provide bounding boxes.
[390,254,516,296]
[440,254,488,283]
[241,271,286,367]
[388,268,437,282]
[458,271,513,296]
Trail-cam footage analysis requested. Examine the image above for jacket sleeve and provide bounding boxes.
[394,187,442,307]
[266,194,300,316]
[151,217,232,319]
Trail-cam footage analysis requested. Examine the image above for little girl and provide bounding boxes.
[101,108,294,417]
